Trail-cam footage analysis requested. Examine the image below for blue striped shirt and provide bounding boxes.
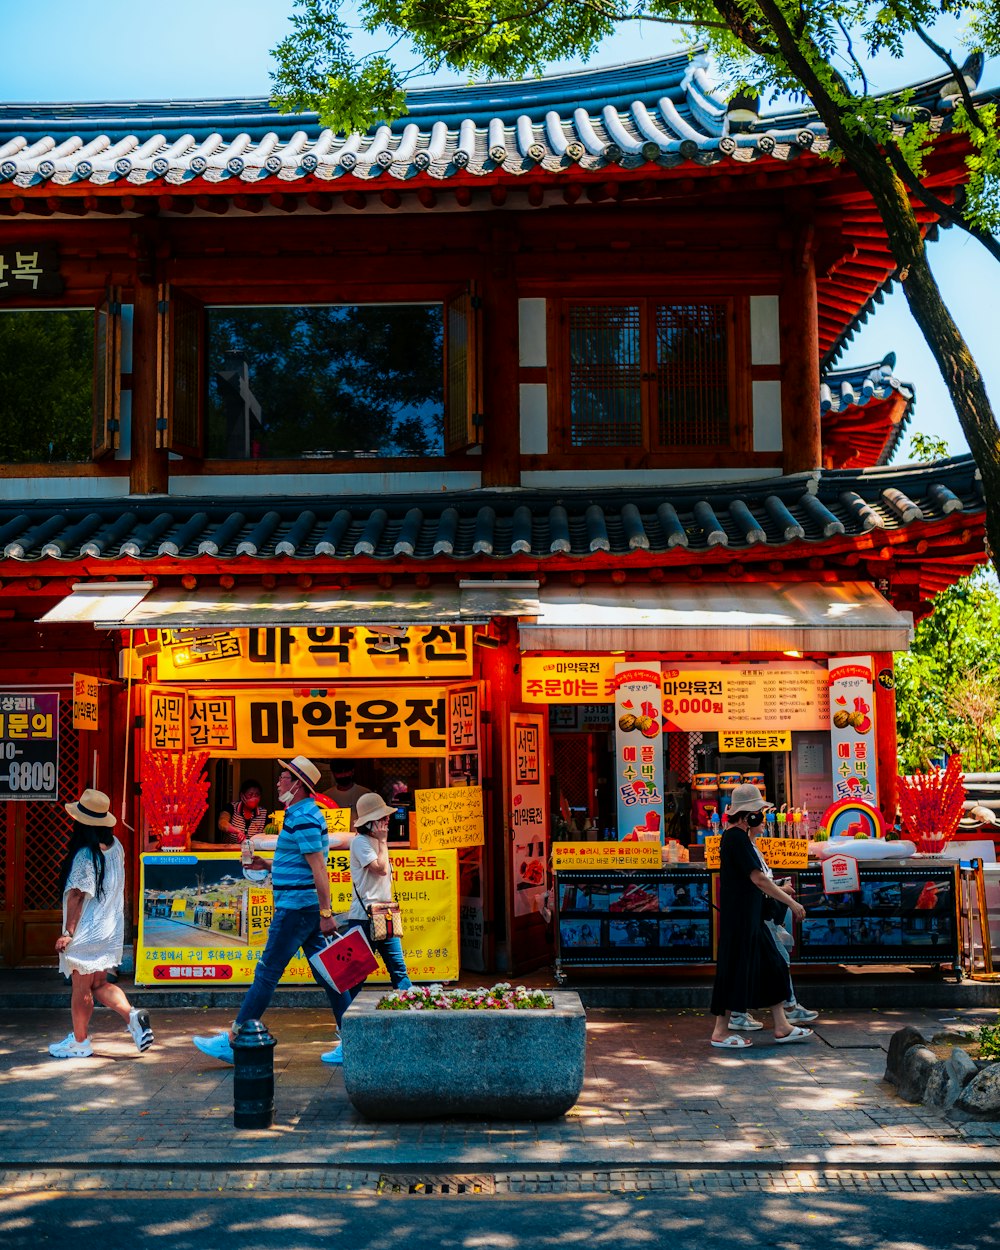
[272,797,327,909]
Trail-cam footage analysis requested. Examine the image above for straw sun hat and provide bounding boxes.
[65,788,117,827]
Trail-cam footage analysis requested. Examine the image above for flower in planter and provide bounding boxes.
[376,982,554,1011]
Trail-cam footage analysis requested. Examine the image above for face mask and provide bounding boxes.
[243,795,261,810]
[745,810,765,827]
[278,787,296,806]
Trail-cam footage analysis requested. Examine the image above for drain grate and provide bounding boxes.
[376,1174,496,1195]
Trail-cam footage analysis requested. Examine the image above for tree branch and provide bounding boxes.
[913,22,986,134]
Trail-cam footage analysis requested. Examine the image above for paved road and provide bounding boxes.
[2,1188,999,1250]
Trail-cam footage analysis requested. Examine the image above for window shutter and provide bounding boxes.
[444,287,481,453]
[92,288,122,458]
[156,284,203,457]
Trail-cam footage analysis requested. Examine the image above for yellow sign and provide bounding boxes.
[147,686,186,751]
[757,837,810,869]
[263,806,351,835]
[704,835,809,871]
[719,730,792,753]
[156,626,473,681]
[415,785,484,850]
[136,849,459,985]
[72,673,99,732]
[523,659,828,731]
[148,684,450,757]
[552,841,662,871]
[522,656,617,704]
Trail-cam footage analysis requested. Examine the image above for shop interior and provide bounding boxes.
[549,707,831,844]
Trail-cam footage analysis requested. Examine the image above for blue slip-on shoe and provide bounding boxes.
[321,1043,343,1065]
[193,1032,234,1065]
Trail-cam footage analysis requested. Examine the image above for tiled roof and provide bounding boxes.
[0,52,985,188]
[0,457,982,565]
[821,352,915,465]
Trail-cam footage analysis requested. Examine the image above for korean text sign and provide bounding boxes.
[415,785,485,850]
[552,842,662,871]
[0,691,59,801]
[828,656,878,806]
[704,836,808,871]
[72,673,99,733]
[147,685,449,757]
[136,849,459,985]
[156,625,473,681]
[614,663,665,842]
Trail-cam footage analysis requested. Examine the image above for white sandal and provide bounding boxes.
[710,1034,753,1049]
[774,1025,813,1044]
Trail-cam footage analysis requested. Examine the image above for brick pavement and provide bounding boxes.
[2,1004,998,1177]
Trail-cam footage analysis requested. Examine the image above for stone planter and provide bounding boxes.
[341,989,586,1120]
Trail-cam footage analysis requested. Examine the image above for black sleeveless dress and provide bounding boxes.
[710,825,791,1015]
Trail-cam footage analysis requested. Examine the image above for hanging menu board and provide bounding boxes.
[523,659,828,731]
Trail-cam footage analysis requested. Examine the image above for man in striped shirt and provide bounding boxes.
[193,755,350,1064]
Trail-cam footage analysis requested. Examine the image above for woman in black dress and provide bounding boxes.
[709,784,811,1049]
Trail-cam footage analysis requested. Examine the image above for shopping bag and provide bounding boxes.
[308,927,379,993]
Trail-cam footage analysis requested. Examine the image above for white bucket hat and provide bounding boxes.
[355,791,396,826]
[65,788,117,827]
[728,782,773,814]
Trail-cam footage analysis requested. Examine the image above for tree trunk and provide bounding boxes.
[838,148,1000,578]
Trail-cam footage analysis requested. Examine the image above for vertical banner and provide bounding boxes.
[614,662,665,841]
[447,683,486,970]
[828,656,878,806]
[510,713,549,917]
[72,673,99,732]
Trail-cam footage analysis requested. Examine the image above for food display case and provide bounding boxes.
[552,860,961,981]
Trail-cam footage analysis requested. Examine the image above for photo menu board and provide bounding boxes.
[794,867,958,966]
[556,870,714,967]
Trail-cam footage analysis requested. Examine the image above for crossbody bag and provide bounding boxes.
[353,849,403,941]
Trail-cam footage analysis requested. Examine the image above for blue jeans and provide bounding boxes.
[342,918,412,1011]
[235,904,350,1031]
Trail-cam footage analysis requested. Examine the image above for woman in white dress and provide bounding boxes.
[48,789,154,1059]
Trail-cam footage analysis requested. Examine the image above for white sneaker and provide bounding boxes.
[127,1008,154,1053]
[786,1004,819,1023]
[49,1033,94,1059]
[729,1012,764,1031]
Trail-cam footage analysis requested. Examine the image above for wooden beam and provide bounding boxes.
[416,187,437,209]
[380,189,402,209]
[268,192,298,212]
[129,276,168,496]
[234,194,264,213]
[343,190,366,211]
[481,236,520,488]
[196,195,229,215]
[779,223,822,474]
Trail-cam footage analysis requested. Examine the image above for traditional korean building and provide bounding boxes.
[0,52,987,975]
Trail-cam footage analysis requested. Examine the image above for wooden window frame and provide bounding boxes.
[163,286,481,474]
[0,299,128,477]
[547,294,754,469]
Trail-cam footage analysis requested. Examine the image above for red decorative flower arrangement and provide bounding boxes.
[897,754,966,854]
[141,750,210,849]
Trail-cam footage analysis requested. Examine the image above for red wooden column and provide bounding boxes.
[872,650,899,823]
[130,270,168,496]
[481,226,521,487]
[779,221,822,474]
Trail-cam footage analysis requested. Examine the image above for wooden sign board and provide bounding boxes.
[705,836,809,871]
[415,784,484,850]
[552,841,662,871]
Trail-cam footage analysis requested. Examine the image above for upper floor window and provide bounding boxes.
[565,299,733,451]
[157,289,480,465]
[205,304,446,459]
[0,308,94,463]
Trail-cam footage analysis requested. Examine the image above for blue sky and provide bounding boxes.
[4,0,996,462]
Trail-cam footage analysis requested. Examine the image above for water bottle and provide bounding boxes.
[709,810,721,838]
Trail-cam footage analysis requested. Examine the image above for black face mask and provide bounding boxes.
[744,810,765,827]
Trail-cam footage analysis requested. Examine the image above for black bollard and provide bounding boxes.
[232,1019,277,1129]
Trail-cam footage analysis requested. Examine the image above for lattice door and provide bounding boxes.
[551,735,593,817]
[2,695,88,966]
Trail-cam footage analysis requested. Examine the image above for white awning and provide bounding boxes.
[517,581,913,653]
[38,581,155,627]
[39,581,540,629]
